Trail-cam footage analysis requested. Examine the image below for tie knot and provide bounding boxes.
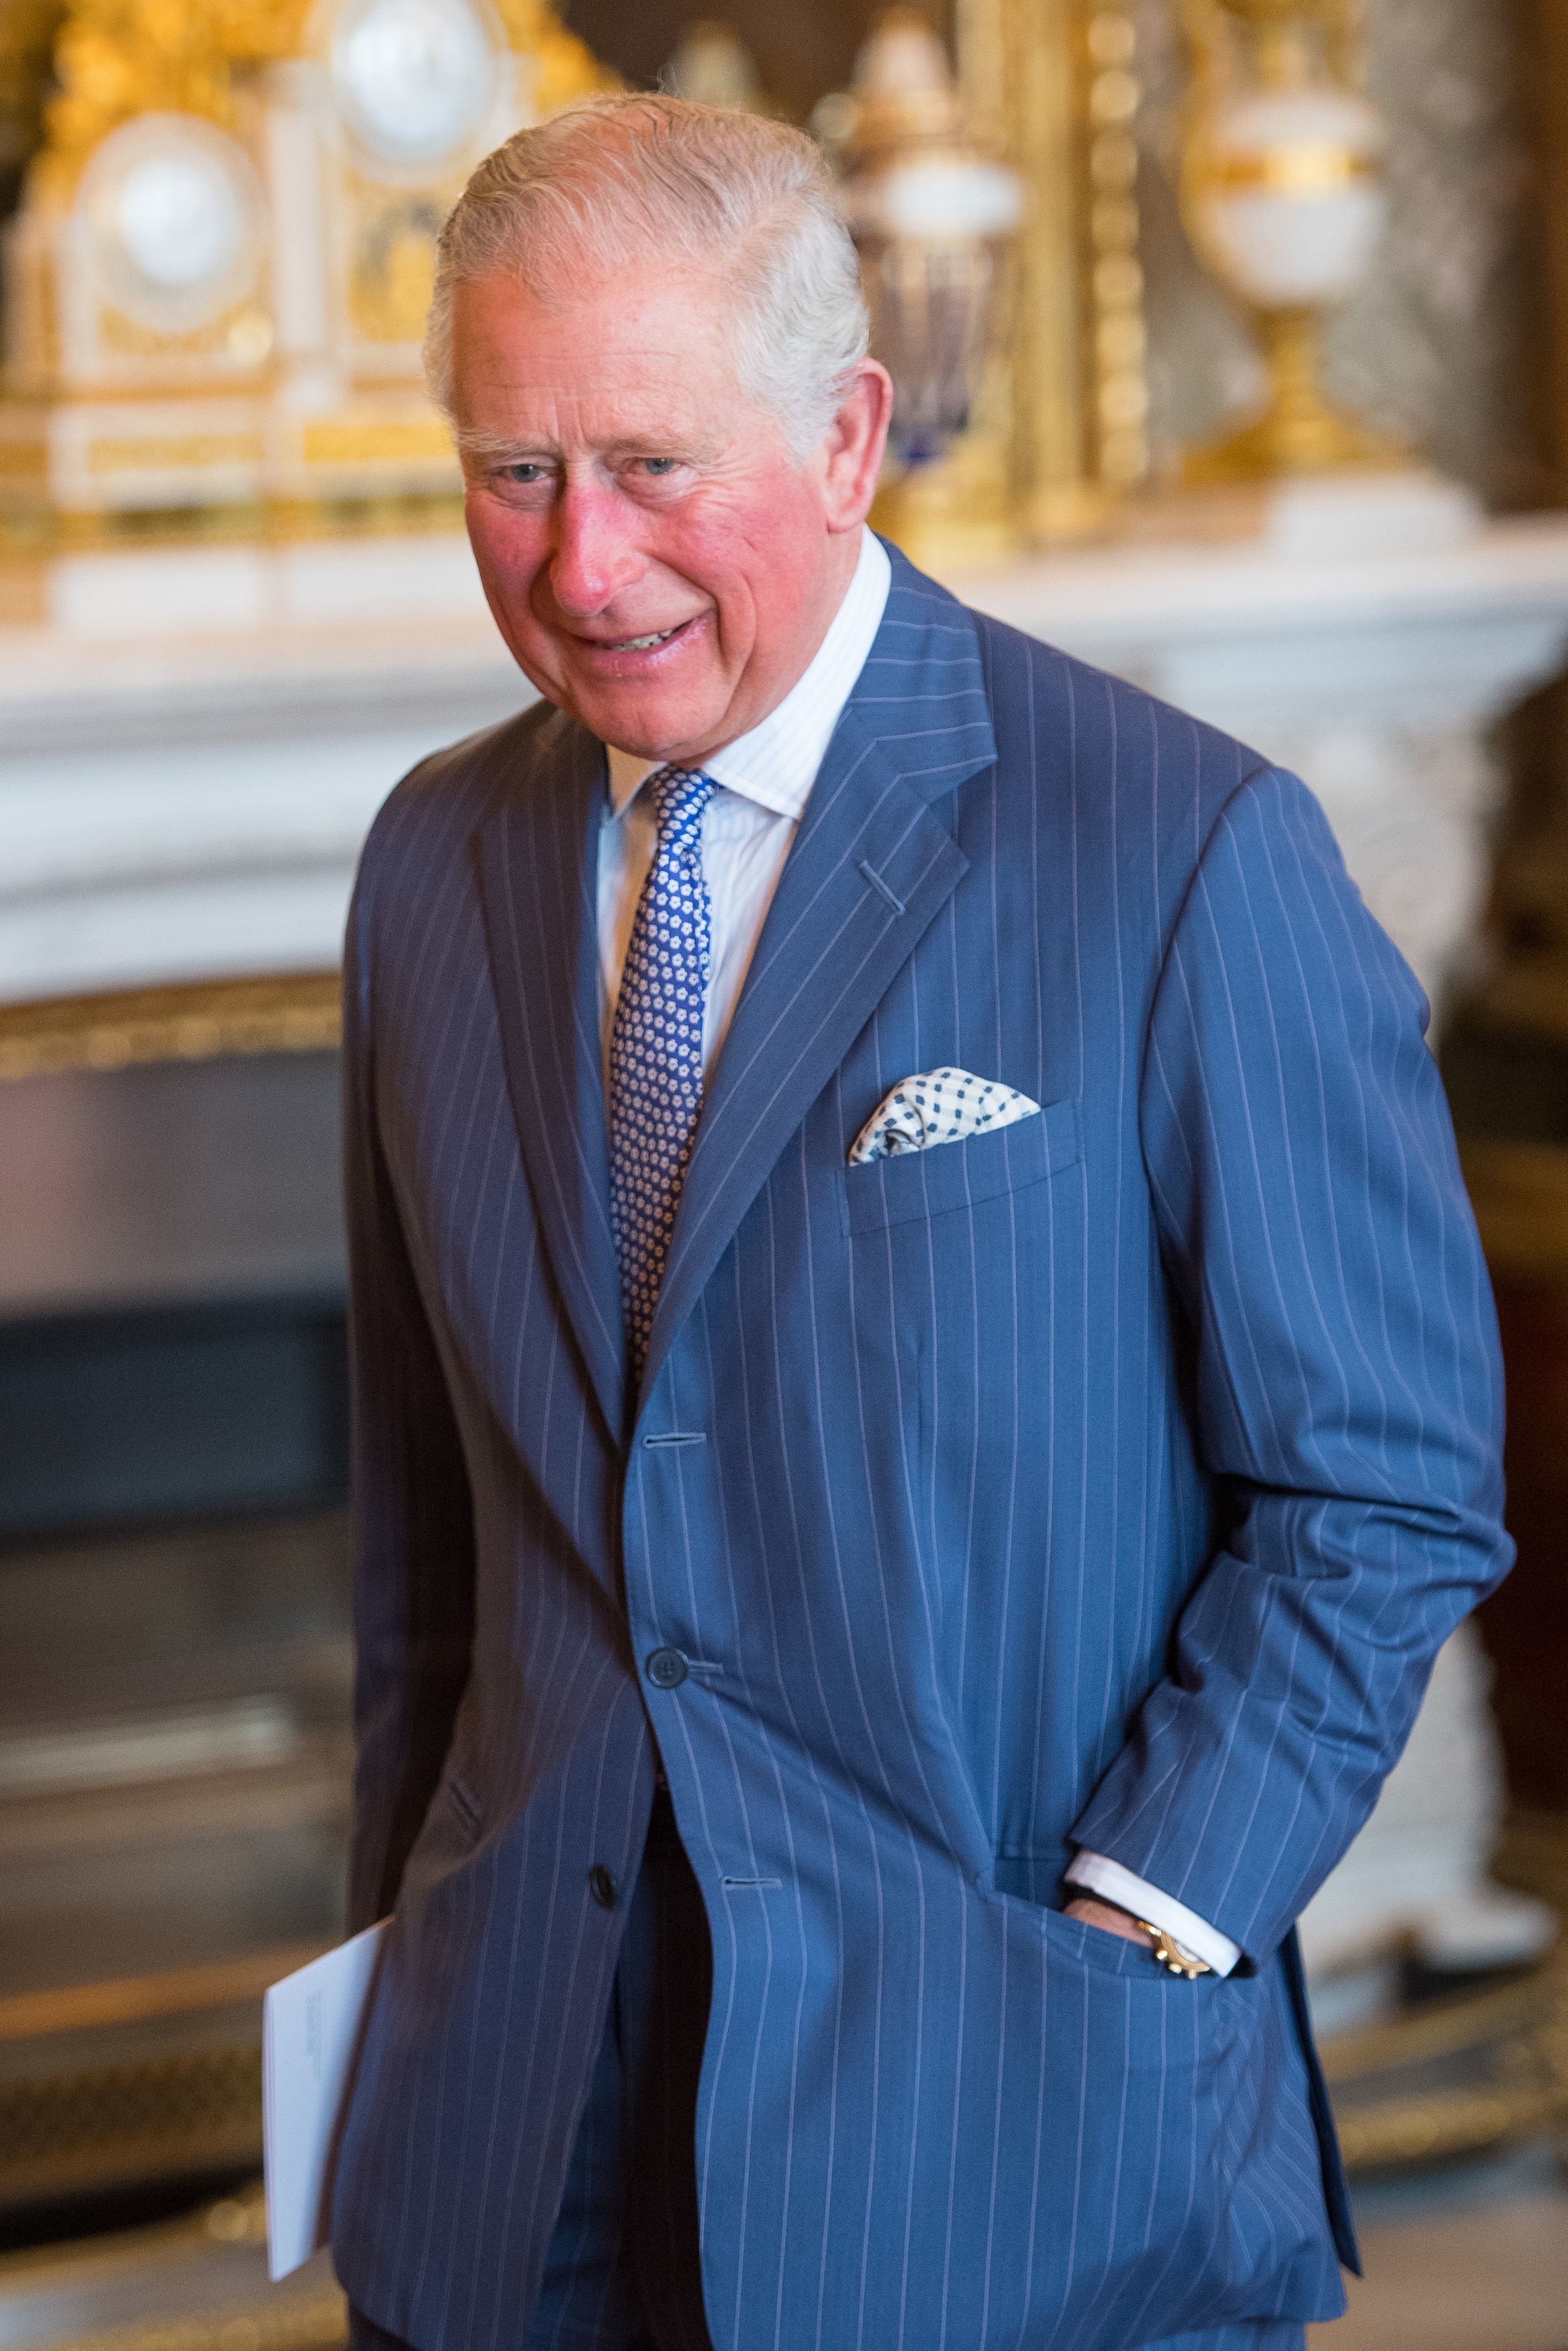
[647,764,714,844]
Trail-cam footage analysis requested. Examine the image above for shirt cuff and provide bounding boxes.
[1064,1852,1242,1978]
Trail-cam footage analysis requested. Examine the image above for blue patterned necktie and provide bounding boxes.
[608,763,718,1382]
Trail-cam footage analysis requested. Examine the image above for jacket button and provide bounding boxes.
[588,1865,617,1908]
[645,1646,688,1689]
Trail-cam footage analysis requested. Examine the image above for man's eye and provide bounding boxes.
[500,463,547,485]
[640,458,679,476]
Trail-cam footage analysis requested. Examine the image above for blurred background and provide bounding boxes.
[1,1,1567,2346]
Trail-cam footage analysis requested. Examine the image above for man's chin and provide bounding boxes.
[562,677,730,766]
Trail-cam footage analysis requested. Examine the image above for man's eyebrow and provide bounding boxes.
[454,428,557,468]
[453,428,719,470]
[602,435,720,467]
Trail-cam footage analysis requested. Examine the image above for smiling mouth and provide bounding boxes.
[586,619,695,654]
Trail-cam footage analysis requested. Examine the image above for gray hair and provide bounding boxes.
[425,95,869,461]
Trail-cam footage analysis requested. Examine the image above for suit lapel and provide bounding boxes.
[639,559,997,1409]
[476,715,628,1444]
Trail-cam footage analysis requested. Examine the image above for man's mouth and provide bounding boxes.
[580,617,698,655]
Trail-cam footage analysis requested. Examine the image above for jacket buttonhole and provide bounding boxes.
[856,858,906,917]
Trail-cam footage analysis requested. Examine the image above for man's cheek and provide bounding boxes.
[467,499,541,579]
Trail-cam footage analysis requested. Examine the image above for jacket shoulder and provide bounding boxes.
[349,692,588,932]
[886,541,1275,847]
[361,693,571,859]
[964,598,1274,828]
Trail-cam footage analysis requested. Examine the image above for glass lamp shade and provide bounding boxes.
[1185,79,1386,312]
[841,154,1021,467]
[835,9,1021,470]
[662,21,766,112]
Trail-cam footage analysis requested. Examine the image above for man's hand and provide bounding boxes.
[1064,1895,1147,1944]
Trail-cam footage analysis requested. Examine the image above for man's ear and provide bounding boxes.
[818,361,894,534]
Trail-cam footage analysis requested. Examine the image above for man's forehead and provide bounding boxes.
[454,372,725,455]
[455,264,727,362]
[451,267,743,435]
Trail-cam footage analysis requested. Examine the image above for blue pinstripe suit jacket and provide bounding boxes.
[331,546,1510,2350]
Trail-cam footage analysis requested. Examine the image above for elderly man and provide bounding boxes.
[331,95,1510,2351]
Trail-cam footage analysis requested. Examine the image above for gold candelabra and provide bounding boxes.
[954,0,1153,545]
[1180,0,1402,480]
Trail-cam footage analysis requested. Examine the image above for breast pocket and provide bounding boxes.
[840,1097,1082,1235]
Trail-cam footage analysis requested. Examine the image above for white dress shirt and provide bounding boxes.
[599,526,892,1079]
[595,523,1240,1981]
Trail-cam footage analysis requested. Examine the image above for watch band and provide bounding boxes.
[1137,1919,1213,1980]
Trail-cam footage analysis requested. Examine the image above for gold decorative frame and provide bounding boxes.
[0,973,342,1082]
[1,2046,265,2211]
[49,2301,350,2351]
[0,1947,328,2215]
[30,0,613,202]
[956,0,1151,543]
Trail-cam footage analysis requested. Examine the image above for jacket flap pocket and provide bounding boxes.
[843,1097,1082,1235]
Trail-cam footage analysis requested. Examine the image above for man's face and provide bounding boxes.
[450,263,888,764]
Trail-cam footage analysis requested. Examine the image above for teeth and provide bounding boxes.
[612,626,679,651]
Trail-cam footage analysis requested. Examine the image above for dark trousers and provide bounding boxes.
[349,1786,714,2351]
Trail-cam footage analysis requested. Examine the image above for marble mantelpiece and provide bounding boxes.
[0,538,520,1004]
[7,514,1568,1011]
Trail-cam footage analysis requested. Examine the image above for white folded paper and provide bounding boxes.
[263,1920,387,2282]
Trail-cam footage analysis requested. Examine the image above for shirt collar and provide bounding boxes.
[603,527,892,825]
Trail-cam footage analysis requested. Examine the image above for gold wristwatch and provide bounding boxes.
[1137,1920,1213,1980]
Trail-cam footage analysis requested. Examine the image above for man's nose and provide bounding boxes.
[546,483,643,618]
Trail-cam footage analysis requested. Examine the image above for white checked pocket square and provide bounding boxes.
[849,1068,1042,1165]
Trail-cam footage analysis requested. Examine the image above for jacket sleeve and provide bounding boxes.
[342,855,477,1933]
[1068,766,1512,1965]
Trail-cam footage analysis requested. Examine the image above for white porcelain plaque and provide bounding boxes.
[330,0,498,169]
[81,114,265,331]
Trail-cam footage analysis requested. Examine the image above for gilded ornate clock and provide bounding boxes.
[0,0,612,533]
